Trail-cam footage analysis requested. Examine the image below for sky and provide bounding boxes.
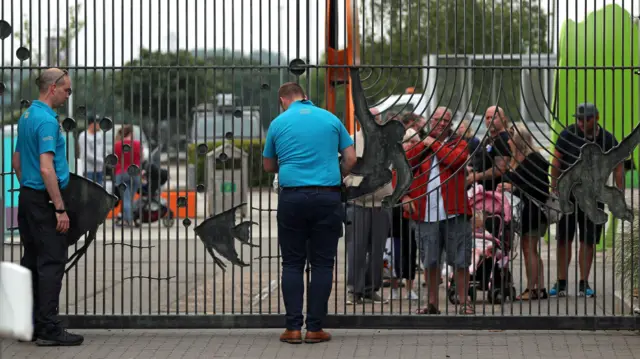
[1,0,640,67]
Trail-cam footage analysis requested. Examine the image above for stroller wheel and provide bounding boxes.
[448,288,458,305]
[488,289,503,305]
[468,285,478,303]
[162,217,175,228]
[448,285,478,305]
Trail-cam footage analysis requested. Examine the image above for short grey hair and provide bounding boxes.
[36,68,68,93]
[432,106,453,121]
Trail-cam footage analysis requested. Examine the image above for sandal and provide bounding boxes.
[416,303,440,315]
[516,288,538,301]
[459,303,475,315]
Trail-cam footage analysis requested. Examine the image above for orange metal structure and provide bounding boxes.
[325,0,361,134]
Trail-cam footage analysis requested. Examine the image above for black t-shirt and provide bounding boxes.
[555,124,618,171]
[505,152,551,232]
[506,152,550,206]
[472,131,512,190]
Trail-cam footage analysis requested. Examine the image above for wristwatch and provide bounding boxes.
[55,208,66,214]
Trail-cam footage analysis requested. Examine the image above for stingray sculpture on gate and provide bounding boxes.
[557,121,640,225]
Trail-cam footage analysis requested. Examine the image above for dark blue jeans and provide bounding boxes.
[277,188,343,332]
[85,171,103,185]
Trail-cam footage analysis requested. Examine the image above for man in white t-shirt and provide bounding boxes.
[77,115,104,184]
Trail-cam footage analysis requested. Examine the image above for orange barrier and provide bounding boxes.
[161,190,196,218]
[106,190,196,219]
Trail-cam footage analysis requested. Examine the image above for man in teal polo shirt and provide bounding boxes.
[11,68,84,346]
[263,82,356,344]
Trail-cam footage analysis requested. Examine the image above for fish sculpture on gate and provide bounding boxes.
[193,203,259,271]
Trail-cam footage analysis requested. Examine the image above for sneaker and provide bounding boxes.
[390,288,401,300]
[346,293,363,305]
[578,282,595,298]
[405,290,419,300]
[549,282,567,297]
[36,328,84,347]
[363,292,388,304]
[537,288,549,299]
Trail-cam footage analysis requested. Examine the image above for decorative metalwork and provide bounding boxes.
[346,68,412,207]
[193,203,258,271]
[557,122,640,224]
[2,0,640,332]
[62,173,119,272]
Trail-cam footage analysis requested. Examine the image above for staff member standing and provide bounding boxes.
[263,82,356,344]
[12,68,84,346]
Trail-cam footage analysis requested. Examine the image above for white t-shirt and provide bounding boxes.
[78,130,104,173]
[424,153,456,223]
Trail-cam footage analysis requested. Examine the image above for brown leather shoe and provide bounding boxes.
[279,329,302,344]
[304,330,332,343]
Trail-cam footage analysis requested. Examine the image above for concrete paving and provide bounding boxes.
[3,329,640,359]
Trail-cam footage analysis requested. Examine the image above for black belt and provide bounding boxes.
[281,186,341,192]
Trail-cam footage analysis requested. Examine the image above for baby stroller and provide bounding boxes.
[446,185,521,305]
[115,147,175,228]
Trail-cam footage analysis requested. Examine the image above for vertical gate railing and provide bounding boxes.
[0,0,639,330]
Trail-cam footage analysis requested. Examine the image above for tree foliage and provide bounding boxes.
[114,49,214,125]
[8,3,86,121]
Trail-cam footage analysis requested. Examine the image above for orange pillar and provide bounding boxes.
[325,0,361,134]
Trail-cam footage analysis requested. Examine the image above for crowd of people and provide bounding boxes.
[263,81,623,342]
[349,101,624,309]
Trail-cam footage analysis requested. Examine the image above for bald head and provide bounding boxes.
[36,67,72,109]
[37,68,68,93]
[484,105,508,136]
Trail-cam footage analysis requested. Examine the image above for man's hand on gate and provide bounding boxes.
[56,211,70,233]
[401,196,415,214]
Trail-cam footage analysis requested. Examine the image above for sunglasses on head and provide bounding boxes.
[36,69,72,94]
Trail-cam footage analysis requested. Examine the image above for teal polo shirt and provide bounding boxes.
[263,100,353,187]
[15,100,70,190]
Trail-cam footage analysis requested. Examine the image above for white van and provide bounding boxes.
[190,102,264,144]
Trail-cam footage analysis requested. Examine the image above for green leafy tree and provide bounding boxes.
[193,49,290,129]
[113,49,218,135]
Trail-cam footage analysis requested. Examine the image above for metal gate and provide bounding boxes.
[1,0,639,330]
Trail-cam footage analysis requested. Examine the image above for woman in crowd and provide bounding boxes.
[496,123,550,300]
[114,125,144,227]
[457,116,481,156]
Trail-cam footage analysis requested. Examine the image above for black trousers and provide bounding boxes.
[18,187,68,333]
